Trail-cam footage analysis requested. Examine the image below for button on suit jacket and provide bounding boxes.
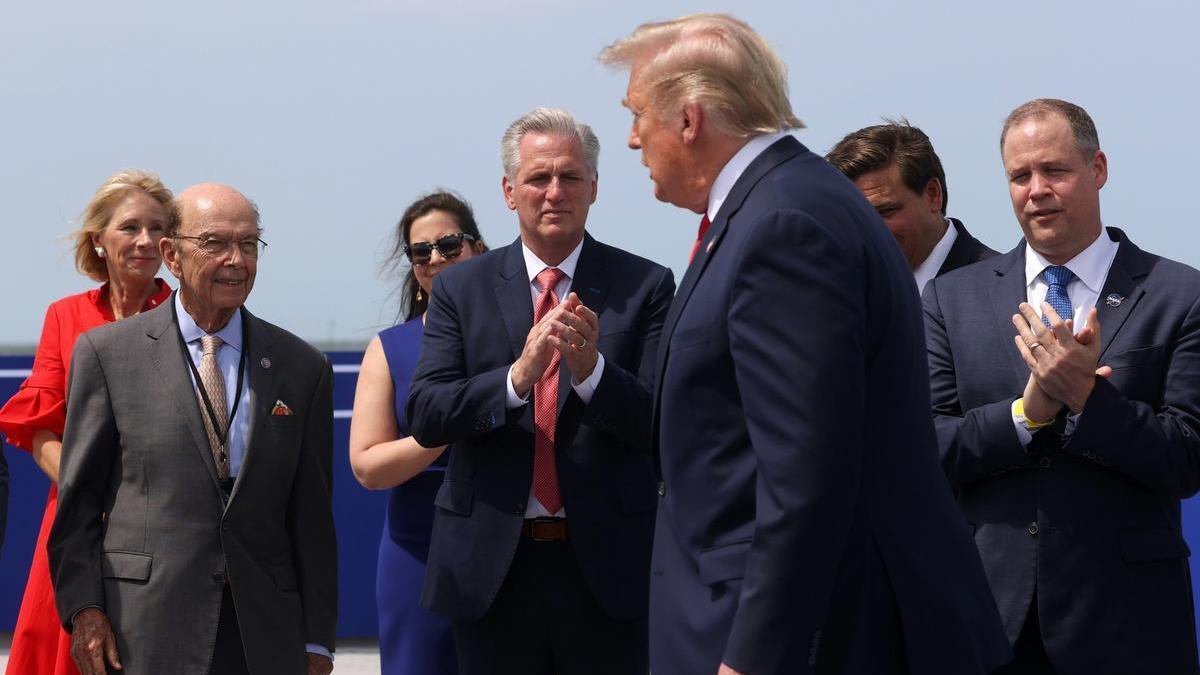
[651,136,1012,675]
[924,227,1200,674]
[49,299,337,674]
[408,234,675,624]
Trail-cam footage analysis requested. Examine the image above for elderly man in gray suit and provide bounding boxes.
[49,184,337,675]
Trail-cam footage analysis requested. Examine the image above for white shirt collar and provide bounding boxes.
[521,237,584,286]
[1023,227,1118,293]
[707,131,791,222]
[914,218,959,293]
[175,291,243,352]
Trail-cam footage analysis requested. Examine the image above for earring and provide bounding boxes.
[416,288,424,303]
[95,246,107,259]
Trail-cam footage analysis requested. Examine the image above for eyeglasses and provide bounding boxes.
[403,232,475,266]
[174,235,268,259]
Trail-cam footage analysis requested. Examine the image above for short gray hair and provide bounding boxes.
[1001,98,1100,159]
[501,107,600,179]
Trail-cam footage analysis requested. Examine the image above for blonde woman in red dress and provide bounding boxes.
[0,170,174,675]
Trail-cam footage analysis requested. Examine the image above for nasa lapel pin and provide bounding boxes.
[1105,293,1125,307]
[260,356,272,369]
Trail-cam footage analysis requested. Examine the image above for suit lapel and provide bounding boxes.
[230,309,276,503]
[146,298,224,494]
[561,234,609,414]
[937,218,972,276]
[495,239,535,361]
[987,245,1033,388]
[654,136,807,399]
[1094,228,1150,360]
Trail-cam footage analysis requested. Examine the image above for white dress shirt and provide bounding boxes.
[176,292,251,478]
[1012,228,1120,445]
[913,218,958,294]
[706,131,791,221]
[504,238,606,518]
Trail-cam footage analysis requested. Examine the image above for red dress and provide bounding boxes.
[0,279,171,675]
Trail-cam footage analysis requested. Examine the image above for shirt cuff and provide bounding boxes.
[1010,400,1034,447]
[505,364,530,409]
[306,643,333,660]
[570,353,605,404]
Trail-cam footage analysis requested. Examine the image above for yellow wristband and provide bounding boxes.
[1014,398,1052,430]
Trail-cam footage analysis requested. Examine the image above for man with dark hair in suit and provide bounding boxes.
[408,107,675,675]
[924,98,1200,673]
[827,120,997,291]
[49,184,337,675]
[601,13,1011,675]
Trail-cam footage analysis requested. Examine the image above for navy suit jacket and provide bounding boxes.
[924,227,1200,674]
[651,136,1011,675]
[938,217,998,277]
[0,434,8,555]
[408,233,675,622]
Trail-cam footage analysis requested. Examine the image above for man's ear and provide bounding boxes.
[681,101,703,145]
[923,177,945,215]
[160,237,182,276]
[501,175,517,211]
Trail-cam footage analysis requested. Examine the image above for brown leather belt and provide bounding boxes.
[522,517,569,542]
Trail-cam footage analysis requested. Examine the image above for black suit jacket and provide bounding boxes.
[924,227,1200,674]
[408,234,675,622]
[651,136,1011,675]
[937,217,998,277]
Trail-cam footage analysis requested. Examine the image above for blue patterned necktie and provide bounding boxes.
[1042,265,1075,327]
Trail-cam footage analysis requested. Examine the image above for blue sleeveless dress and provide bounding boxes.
[376,318,457,674]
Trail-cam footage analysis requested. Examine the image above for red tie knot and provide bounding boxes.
[536,267,566,294]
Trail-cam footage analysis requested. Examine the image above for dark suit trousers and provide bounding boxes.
[211,585,250,675]
[452,536,647,675]
[996,594,1056,675]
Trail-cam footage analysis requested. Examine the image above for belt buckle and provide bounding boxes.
[529,517,562,542]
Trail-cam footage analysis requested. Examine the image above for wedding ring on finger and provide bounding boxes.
[1028,341,1042,351]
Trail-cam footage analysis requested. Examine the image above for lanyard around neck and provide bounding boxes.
[173,301,249,448]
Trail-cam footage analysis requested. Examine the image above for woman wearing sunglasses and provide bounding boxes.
[349,190,486,674]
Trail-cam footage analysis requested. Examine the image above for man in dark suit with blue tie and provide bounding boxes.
[408,107,675,675]
[601,13,1011,675]
[925,98,1200,674]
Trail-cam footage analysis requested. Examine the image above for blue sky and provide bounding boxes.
[2,0,1196,345]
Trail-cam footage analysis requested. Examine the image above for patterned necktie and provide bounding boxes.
[1042,265,1075,328]
[198,335,231,480]
[689,215,712,264]
[532,267,566,514]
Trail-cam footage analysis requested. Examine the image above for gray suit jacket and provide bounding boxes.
[49,298,337,674]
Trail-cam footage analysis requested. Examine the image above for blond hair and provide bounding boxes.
[73,169,175,282]
[599,13,803,138]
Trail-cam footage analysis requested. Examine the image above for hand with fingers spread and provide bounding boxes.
[70,608,122,674]
[1012,303,1104,413]
[550,293,600,382]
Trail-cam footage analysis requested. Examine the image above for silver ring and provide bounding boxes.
[578,339,588,349]
[1028,341,1042,351]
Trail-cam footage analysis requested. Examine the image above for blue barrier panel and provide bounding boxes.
[1,352,387,639]
[7,350,1200,646]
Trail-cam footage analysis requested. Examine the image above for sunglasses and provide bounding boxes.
[403,232,476,266]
